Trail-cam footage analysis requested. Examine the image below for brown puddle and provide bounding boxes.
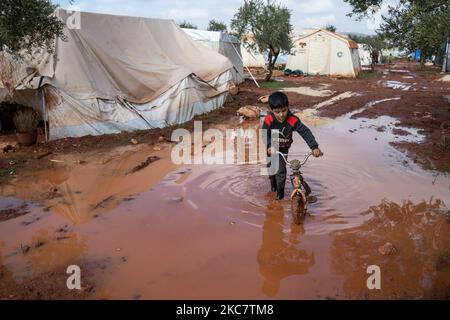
[0,106,449,299]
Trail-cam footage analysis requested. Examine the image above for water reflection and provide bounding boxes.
[330,199,450,299]
[257,200,315,297]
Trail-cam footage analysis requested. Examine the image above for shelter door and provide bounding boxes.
[308,37,329,75]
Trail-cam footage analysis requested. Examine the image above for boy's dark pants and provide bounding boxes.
[267,151,288,199]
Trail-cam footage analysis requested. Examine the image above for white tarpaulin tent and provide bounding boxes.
[286,29,361,78]
[0,10,234,140]
[182,28,244,84]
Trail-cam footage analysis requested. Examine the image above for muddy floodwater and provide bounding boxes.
[1,98,450,299]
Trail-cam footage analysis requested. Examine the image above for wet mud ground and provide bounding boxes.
[0,61,449,299]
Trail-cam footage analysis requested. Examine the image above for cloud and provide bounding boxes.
[297,0,334,14]
[55,0,383,34]
[303,14,337,28]
[167,8,210,21]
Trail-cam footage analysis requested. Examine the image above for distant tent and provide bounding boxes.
[286,29,361,78]
[358,43,372,66]
[182,28,244,84]
[0,10,234,140]
[239,34,267,68]
[241,46,267,68]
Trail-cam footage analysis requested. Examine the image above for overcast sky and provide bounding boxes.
[53,0,400,35]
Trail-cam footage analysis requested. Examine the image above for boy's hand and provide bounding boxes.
[312,148,323,158]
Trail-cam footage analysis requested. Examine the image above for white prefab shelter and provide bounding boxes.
[0,10,234,140]
[286,29,361,77]
[182,28,244,84]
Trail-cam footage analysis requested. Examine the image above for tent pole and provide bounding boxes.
[38,77,48,143]
[231,43,260,88]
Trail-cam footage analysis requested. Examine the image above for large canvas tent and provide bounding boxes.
[181,28,244,84]
[0,10,234,140]
[286,29,361,78]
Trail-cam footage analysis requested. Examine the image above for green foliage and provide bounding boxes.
[345,0,450,64]
[380,0,450,63]
[344,0,384,18]
[178,21,198,29]
[207,19,227,32]
[325,24,337,32]
[258,80,297,89]
[231,0,293,81]
[0,0,65,54]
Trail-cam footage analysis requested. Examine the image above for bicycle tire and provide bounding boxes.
[291,193,307,224]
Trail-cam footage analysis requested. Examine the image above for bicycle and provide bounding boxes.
[277,151,317,224]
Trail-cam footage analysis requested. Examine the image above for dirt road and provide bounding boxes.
[0,61,449,299]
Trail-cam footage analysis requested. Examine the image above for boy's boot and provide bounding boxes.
[276,186,285,200]
[269,176,277,192]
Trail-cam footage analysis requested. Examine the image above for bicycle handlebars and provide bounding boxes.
[276,151,313,169]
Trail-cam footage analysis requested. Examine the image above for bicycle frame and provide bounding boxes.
[277,152,313,223]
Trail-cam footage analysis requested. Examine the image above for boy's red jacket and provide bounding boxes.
[262,111,319,151]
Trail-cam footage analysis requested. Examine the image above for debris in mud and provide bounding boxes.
[237,105,261,119]
[34,240,46,248]
[120,257,128,262]
[21,244,31,254]
[392,128,409,136]
[21,216,41,226]
[50,159,64,163]
[126,155,160,175]
[153,146,161,151]
[0,202,29,222]
[376,126,387,132]
[36,151,52,160]
[378,242,397,256]
[348,129,357,133]
[130,138,138,145]
[73,160,87,165]
[3,144,16,153]
[258,95,269,103]
[92,195,115,210]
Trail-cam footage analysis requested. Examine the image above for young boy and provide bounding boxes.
[262,91,323,200]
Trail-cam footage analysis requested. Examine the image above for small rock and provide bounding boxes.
[378,242,397,255]
[158,136,166,143]
[153,146,161,151]
[130,138,138,145]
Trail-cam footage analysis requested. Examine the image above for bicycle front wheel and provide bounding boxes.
[291,192,307,224]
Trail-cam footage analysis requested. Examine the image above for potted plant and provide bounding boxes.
[13,108,40,146]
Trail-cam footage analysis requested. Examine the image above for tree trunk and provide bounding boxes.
[264,47,279,82]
